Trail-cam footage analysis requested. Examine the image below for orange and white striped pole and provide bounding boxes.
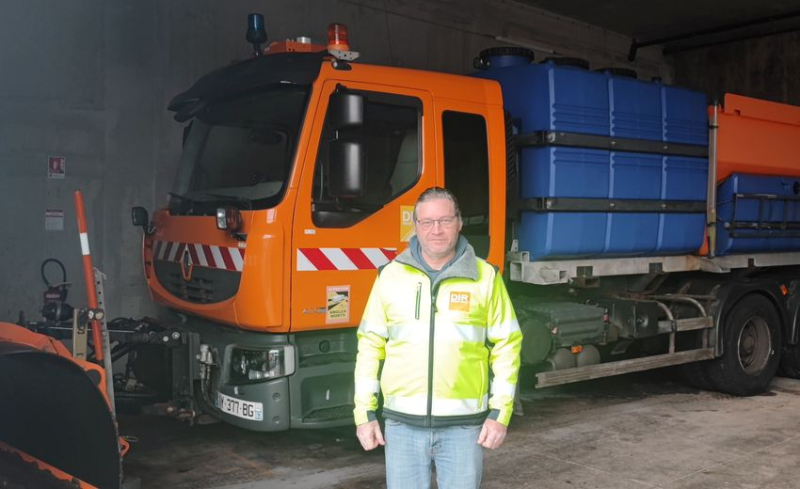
[74,190,104,362]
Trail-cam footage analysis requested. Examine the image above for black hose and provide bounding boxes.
[40,258,67,287]
[111,344,134,363]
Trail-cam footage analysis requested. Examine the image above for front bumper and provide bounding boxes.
[192,322,357,432]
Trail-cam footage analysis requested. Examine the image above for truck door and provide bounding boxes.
[291,81,436,331]
[435,99,506,268]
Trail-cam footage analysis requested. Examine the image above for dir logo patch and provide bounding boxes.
[449,292,471,312]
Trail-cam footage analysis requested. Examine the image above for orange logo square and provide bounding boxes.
[449,292,471,312]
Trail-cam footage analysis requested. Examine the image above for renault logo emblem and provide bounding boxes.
[181,247,194,282]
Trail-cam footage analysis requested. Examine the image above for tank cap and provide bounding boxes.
[542,57,590,69]
[474,46,534,70]
[596,67,638,79]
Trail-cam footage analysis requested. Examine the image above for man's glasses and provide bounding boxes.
[415,216,458,231]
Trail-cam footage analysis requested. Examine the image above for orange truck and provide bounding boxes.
[129,16,800,432]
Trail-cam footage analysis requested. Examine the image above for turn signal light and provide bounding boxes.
[571,345,583,354]
[327,23,350,51]
[780,284,789,296]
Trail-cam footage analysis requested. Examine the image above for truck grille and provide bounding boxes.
[154,261,241,304]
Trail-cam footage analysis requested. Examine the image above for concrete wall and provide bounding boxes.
[0,0,668,322]
[670,31,800,106]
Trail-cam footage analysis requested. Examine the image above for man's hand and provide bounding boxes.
[356,420,386,451]
[477,418,507,449]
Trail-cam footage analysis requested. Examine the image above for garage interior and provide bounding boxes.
[3,0,800,488]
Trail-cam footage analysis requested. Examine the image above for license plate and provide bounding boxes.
[215,391,263,421]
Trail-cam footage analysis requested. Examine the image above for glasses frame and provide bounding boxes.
[414,215,459,231]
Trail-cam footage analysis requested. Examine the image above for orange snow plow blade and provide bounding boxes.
[0,322,121,488]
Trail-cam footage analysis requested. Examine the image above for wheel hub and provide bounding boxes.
[738,316,771,375]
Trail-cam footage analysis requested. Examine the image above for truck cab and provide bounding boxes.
[138,37,507,430]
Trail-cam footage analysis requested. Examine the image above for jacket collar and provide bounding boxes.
[395,236,479,287]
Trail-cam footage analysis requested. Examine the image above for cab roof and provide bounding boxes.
[167,51,503,122]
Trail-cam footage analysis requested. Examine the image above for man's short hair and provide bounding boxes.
[413,187,461,220]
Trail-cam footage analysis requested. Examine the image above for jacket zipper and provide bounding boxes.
[415,282,422,320]
[426,282,439,426]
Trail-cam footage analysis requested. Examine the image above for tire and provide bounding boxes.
[679,358,714,390]
[779,344,800,378]
[705,294,782,396]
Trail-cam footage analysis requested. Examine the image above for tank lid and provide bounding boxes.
[541,56,590,70]
[474,46,534,70]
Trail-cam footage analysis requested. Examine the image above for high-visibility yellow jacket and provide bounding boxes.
[354,242,522,427]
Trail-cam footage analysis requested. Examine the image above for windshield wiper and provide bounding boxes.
[201,192,253,210]
[168,192,195,215]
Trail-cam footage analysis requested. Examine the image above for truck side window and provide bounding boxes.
[442,111,490,258]
[312,92,422,228]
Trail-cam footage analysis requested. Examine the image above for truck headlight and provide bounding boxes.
[229,346,295,382]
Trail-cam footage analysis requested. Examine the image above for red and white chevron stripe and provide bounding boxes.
[153,240,246,272]
[297,248,397,271]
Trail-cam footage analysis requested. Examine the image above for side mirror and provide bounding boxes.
[328,91,364,129]
[328,140,365,198]
[131,206,149,230]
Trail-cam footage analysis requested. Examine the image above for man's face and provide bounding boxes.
[414,197,462,262]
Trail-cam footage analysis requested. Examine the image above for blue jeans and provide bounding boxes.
[384,419,483,489]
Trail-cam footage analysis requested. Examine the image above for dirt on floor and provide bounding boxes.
[121,370,800,489]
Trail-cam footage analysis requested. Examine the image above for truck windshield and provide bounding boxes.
[170,86,309,214]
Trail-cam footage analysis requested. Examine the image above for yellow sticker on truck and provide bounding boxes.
[326,285,351,324]
[400,205,415,242]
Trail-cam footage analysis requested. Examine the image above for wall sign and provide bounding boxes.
[47,156,66,179]
[45,209,64,231]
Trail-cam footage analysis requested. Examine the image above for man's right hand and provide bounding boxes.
[356,420,385,450]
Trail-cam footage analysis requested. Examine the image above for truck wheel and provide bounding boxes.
[779,344,800,378]
[679,356,713,390]
[706,294,781,396]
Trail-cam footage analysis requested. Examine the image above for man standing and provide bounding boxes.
[354,187,522,488]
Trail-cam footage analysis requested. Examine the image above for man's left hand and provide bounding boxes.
[477,418,507,449]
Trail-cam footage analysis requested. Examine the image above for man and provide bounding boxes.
[353,187,522,488]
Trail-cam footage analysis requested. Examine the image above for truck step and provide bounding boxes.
[535,348,715,388]
[657,316,713,334]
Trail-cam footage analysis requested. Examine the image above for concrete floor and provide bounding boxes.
[121,371,800,488]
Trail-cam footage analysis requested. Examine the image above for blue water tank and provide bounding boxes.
[474,54,609,135]
[663,86,708,145]
[473,50,709,260]
[658,157,708,252]
[531,58,610,136]
[521,147,609,198]
[716,174,800,255]
[519,212,608,258]
[609,75,662,141]
[518,147,609,258]
[605,152,662,254]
